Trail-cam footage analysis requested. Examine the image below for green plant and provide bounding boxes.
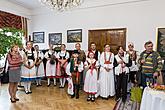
[0,27,23,59]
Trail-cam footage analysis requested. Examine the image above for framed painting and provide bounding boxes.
[49,33,62,45]
[157,28,165,58]
[67,29,82,43]
[33,32,44,43]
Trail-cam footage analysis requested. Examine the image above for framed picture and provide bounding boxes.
[156,28,165,58]
[49,33,62,45]
[33,32,44,43]
[67,29,82,43]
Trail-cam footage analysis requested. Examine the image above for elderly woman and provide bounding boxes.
[7,44,23,103]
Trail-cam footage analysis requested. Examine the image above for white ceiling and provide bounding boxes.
[7,0,150,10]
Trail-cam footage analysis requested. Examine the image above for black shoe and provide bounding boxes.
[87,97,91,101]
[36,85,39,87]
[91,97,95,102]
[25,91,29,94]
[10,98,16,103]
[14,98,19,101]
[28,91,32,94]
[71,94,75,98]
[47,84,50,87]
[116,98,121,102]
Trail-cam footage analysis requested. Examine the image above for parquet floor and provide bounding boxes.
[0,82,116,110]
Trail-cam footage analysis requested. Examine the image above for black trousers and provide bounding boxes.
[129,71,137,83]
[116,73,128,100]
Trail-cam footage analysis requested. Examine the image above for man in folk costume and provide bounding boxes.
[21,41,37,94]
[126,42,139,91]
[66,50,83,99]
[84,51,99,102]
[114,46,132,102]
[34,45,45,87]
[75,43,86,89]
[45,44,57,86]
[87,42,101,62]
[99,44,115,99]
[56,44,69,88]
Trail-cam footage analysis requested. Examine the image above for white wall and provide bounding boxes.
[31,0,165,52]
[0,0,32,35]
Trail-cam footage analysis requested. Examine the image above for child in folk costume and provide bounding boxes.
[45,44,57,86]
[66,50,83,99]
[56,44,69,88]
[114,46,132,102]
[84,51,99,102]
[21,41,36,94]
[34,45,45,86]
[99,44,115,99]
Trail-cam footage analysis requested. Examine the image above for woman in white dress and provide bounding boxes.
[34,45,45,86]
[84,51,99,102]
[99,44,115,99]
[45,44,57,86]
[56,44,69,88]
[21,41,36,94]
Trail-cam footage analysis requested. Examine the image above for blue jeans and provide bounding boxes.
[141,73,154,88]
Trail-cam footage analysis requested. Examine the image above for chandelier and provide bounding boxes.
[39,0,83,11]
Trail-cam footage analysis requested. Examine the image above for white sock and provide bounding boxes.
[39,79,41,85]
[62,78,66,87]
[36,79,39,85]
[24,82,28,92]
[27,81,31,92]
[60,78,62,86]
[53,78,56,85]
[48,78,50,85]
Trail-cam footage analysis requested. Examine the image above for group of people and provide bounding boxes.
[6,40,163,103]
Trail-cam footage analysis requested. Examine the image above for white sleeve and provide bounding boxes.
[40,51,44,60]
[56,52,60,59]
[34,51,37,59]
[78,62,84,72]
[66,63,71,76]
[66,52,70,59]
[99,52,106,67]
[84,61,88,68]
[44,52,49,59]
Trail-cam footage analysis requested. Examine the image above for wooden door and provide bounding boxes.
[88,28,126,54]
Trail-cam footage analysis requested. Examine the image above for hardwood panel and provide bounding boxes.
[0,82,116,110]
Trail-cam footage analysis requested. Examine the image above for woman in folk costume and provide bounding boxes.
[66,50,83,99]
[99,44,115,99]
[84,51,99,102]
[127,42,139,90]
[21,41,36,94]
[56,44,69,88]
[114,46,132,102]
[45,44,57,86]
[34,45,45,87]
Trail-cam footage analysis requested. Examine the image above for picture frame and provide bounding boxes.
[49,33,62,45]
[156,28,165,58]
[67,29,82,43]
[33,32,44,43]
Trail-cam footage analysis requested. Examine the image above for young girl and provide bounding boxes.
[45,44,57,86]
[66,50,83,99]
[56,44,69,88]
[84,51,99,102]
[99,44,115,99]
[34,45,45,86]
[21,41,36,94]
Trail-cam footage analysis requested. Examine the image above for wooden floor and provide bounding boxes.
[0,82,116,110]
